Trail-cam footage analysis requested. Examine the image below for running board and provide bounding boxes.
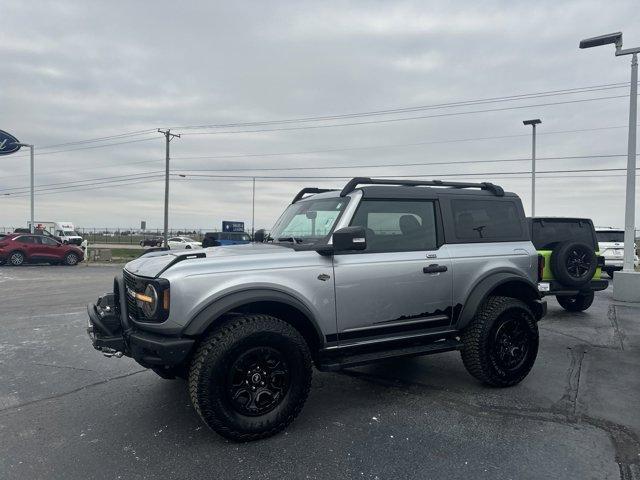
[318,338,462,371]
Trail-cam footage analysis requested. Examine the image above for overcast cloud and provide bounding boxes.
[0,0,638,232]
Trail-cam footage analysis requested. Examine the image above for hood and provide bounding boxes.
[124,243,293,278]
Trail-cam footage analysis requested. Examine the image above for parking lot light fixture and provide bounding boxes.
[580,32,640,301]
[523,119,541,216]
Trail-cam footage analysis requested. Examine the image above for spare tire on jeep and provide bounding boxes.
[550,241,596,288]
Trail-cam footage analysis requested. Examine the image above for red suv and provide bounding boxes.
[0,233,84,266]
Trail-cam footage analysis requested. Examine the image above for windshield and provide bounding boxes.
[181,237,196,242]
[596,231,625,243]
[63,230,78,236]
[269,197,349,244]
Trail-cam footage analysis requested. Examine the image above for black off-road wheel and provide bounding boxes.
[556,291,594,312]
[550,242,596,288]
[188,314,312,442]
[461,296,539,387]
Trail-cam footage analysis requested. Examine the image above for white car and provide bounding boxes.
[595,227,639,277]
[167,236,202,250]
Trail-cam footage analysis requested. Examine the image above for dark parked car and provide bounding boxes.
[0,233,84,266]
[202,231,251,248]
[140,236,164,247]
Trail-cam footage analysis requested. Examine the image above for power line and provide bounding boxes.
[5,81,635,160]
[178,95,631,136]
[4,123,633,180]
[172,82,632,130]
[8,136,159,160]
[3,168,638,199]
[1,151,636,194]
[2,177,165,198]
[178,154,635,173]
[0,171,164,193]
[172,166,640,181]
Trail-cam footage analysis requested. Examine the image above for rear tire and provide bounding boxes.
[8,251,25,266]
[556,292,594,312]
[188,314,312,441]
[461,296,539,387]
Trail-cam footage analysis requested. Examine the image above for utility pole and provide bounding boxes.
[252,177,256,237]
[158,129,180,248]
[523,119,541,217]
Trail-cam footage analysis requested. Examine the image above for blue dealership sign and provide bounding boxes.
[222,221,245,232]
[0,130,21,156]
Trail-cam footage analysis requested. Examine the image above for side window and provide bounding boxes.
[42,237,58,246]
[451,199,523,240]
[16,236,35,244]
[350,200,438,252]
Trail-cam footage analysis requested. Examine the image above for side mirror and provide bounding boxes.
[254,229,266,243]
[332,226,367,252]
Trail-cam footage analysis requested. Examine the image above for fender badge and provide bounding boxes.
[317,273,331,281]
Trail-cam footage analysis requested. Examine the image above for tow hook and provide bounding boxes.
[100,348,124,358]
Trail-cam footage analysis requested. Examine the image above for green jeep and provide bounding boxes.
[529,217,608,311]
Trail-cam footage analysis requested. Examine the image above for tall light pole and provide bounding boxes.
[158,129,180,248]
[17,143,35,233]
[523,119,541,217]
[580,32,640,301]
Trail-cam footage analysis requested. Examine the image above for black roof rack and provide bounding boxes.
[291,187,338,204]
[339,177,504,197]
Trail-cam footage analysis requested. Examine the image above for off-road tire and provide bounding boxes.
[64,252,79,266]
[556,291,594,312]
[8,251,25,266]
[188,314,312,442]
[550,242,596,288]
[461,296,539,387]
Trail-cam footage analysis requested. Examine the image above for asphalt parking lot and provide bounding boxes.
[1,265,639,480]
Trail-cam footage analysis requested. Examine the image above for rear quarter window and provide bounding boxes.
[449,198,524,242]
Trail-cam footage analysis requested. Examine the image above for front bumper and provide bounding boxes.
[87,291,194,368]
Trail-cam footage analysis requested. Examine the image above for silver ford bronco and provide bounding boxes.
[87,177,546,441]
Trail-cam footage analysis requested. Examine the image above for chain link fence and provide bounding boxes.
[0,226,216,245]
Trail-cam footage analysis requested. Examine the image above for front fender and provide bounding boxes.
[181,287,323,343]
[456,272,542,330]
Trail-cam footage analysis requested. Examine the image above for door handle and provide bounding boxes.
[423,264,448,274]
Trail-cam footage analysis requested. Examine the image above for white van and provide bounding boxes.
[29,221,85,247]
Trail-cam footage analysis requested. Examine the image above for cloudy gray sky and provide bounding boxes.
[1,0,638,232]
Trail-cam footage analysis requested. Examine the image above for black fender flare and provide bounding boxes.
[456,272,542,330]
[182,288,324,344]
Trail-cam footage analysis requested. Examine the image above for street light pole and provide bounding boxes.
[158,129,180,248]
[252,177,256,237]
[523,119,541,217]
[580,32,640,301]
[623,52,637,272]
[17,143,35,233]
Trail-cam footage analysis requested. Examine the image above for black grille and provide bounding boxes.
[122,270,145,321]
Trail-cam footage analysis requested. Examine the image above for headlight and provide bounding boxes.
[139,284,158,318]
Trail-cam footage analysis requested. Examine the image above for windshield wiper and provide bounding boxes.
[277,236,304,244]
